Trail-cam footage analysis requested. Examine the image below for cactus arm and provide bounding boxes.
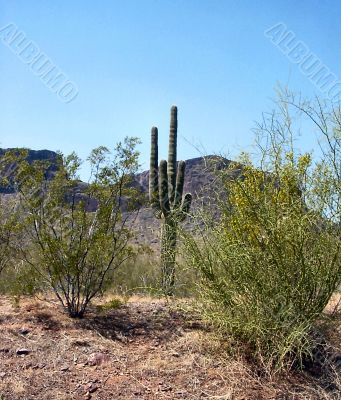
[178,193,192,221]
[159,160,170,217]
[168,106,177,205]
[149,127,159,211]
[174,160,185,208]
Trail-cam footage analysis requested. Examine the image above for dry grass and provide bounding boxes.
[0,294,339,399]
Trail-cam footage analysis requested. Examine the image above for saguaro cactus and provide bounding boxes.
[149,106,192,294]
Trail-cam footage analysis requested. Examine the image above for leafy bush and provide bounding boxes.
[96,297,124,313]
[0,160,21,278]
[109,249,198,297]
[8,138,141,317]
[0,197,18,277]
[183,94,341,371]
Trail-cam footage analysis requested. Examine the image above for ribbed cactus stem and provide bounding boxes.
[159,160,170,216]
[148,106,192,295]
[174,160,185,208]
[168,106,177,205]
[149,127,159,210]
[179,193,192,221]
[161,217,177,291]
[182,193,192,213]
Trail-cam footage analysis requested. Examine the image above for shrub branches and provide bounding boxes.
[8,138,140,317]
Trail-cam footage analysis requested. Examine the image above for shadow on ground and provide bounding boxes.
[76,302,205,343]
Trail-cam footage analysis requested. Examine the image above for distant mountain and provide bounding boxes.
[131,155,243,247]
[133,155,231,199]
[0,148,233,200]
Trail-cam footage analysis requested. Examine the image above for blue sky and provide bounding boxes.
[0,0,340,175]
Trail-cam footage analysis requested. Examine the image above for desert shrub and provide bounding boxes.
[7,138,141,317]
[111,251,161,296]
[0,261,42,296]
[0,158,22,278]
[0,153,27,293]
[108,244,199,298]
[183,92,341,371]
[96,297,124,313]
[0,197,18,277]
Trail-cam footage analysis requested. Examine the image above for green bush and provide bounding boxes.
[7,139,141,318]
[184,157,341,370]
[110,250,198,298]
[96,297,124,313]
[183,94,341,371]
[0,261,42,296]
[0,194,20,278]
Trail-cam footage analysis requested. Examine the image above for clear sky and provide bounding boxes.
[1,0,340,175]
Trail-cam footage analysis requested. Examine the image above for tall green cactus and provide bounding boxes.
[149,106,192,294]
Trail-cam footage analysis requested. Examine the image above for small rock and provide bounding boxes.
[0,348,9,353]
[19,328,30,335]
[0,372,6,378]
[160,385,172,392]
[84,392,91,400]
[88,352,109,366]
[60,365,69,372]
[72,339,90,347]
[84,382,98,393]
[171,352,180,357]
[16,348,30,356]
[89,384,98,393]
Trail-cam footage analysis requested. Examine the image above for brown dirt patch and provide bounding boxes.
[0,295,340,400]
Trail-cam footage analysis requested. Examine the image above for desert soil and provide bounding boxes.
[0,294,340,400]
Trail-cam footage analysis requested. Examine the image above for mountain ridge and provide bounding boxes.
[0,148,232,199]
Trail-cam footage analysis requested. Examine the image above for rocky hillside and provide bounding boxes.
[131,155,245,247]
[0,148,231,196]
[134,155,230,199]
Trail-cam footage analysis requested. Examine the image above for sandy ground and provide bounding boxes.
[0,294,340,400]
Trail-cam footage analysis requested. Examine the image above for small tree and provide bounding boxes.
[10,138,140,317]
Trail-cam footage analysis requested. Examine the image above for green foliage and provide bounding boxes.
[183,94,341,371]
[149,106,192,294]
[0,196,18,276]
[96,297,124,313]
[111,251,161,295]
[0,155,23,277]
[0,261,42,297]
[8,138,141,318]
[0,151,31,299]
[109,250,198,297]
